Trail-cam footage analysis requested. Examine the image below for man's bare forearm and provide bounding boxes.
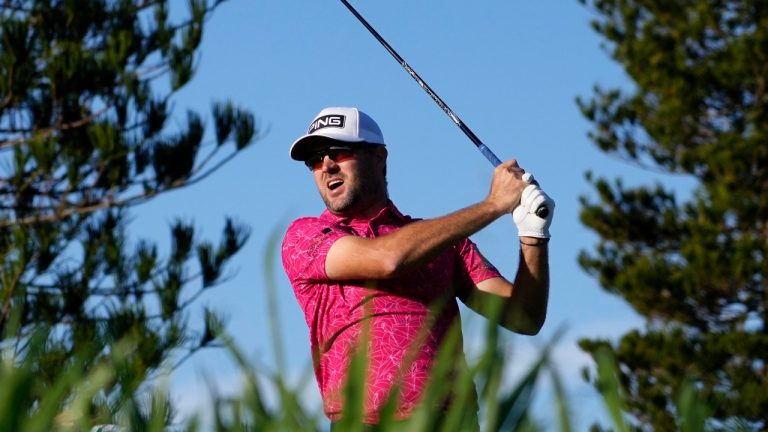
[508,240,549,332]
[376,200,505,276]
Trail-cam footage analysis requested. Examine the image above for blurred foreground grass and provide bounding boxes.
[1,231,712,431]
[1,322,713,432]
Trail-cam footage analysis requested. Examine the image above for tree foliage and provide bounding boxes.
[576,0,767,430]
[0,0,258,421]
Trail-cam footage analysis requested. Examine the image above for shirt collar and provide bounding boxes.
[319,200,409,226]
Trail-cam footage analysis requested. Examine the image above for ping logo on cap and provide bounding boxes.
[308,114,345,134]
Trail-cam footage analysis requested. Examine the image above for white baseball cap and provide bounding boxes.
[290,107,386,161]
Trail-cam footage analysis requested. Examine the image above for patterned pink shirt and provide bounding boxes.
[281,201,500,423]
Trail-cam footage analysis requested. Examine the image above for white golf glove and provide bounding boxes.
[513,184,555,238]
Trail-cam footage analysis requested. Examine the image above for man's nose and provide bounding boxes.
[321,156,339,172]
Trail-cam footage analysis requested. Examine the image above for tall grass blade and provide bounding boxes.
[676,380,709,432]
[220,336,270,427]
[493,348,545,432]
[148,386,173,432]
[334,315,371,432]
[476,302,504,432]
[0,354,32,432]
[493,329,564,432]
[431,321,477,432]
[593,347,629,432]
[261,222,321,430]
[23,367,76,432]
[263,224,287,376]
[548,358,573,432]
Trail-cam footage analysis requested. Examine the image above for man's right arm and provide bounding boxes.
[325,160,528,280]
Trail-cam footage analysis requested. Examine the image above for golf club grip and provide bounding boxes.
[339,0,549,219]
[535,205,549,218]
[476,137,550,219]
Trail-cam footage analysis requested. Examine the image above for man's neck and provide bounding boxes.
[330,197,389,220]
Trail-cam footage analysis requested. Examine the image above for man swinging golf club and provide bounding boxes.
[281,107,555,429]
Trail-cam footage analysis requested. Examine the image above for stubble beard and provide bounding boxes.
[322,173,386,216]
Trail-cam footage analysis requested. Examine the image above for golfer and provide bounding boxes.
[281,107,555,428]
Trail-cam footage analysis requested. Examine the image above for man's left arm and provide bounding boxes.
[462,240,549,335]
[459,184,554,335]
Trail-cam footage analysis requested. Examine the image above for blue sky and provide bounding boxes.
[129,0,687,429]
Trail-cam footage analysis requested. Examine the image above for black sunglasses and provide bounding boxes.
[304,146,359,171]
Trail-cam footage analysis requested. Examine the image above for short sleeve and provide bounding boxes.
[454,238,502,291]
[281,217,350,286]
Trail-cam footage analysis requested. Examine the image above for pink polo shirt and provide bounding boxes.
[281,201,500,423]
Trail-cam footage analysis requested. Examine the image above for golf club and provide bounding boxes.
[339,0,548,218]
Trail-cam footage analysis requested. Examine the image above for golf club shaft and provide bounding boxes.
[339,0,500,166]
[339,0,549,218]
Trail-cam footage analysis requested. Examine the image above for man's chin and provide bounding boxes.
[323,196,356,215]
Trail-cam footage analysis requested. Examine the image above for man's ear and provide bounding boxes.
[374,146,388,175]
[375,146,388,162]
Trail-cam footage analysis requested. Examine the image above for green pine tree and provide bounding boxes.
[576,0,767,430]
[0,0,258,425]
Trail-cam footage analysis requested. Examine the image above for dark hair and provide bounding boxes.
[358,144,387,178]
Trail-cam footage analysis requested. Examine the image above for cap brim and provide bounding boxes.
[290,133,368,161]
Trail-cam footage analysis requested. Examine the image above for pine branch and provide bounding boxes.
[0,136,250,227]
[0,1,33,13]
[0,107,110,150]
[0,251,37,326]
